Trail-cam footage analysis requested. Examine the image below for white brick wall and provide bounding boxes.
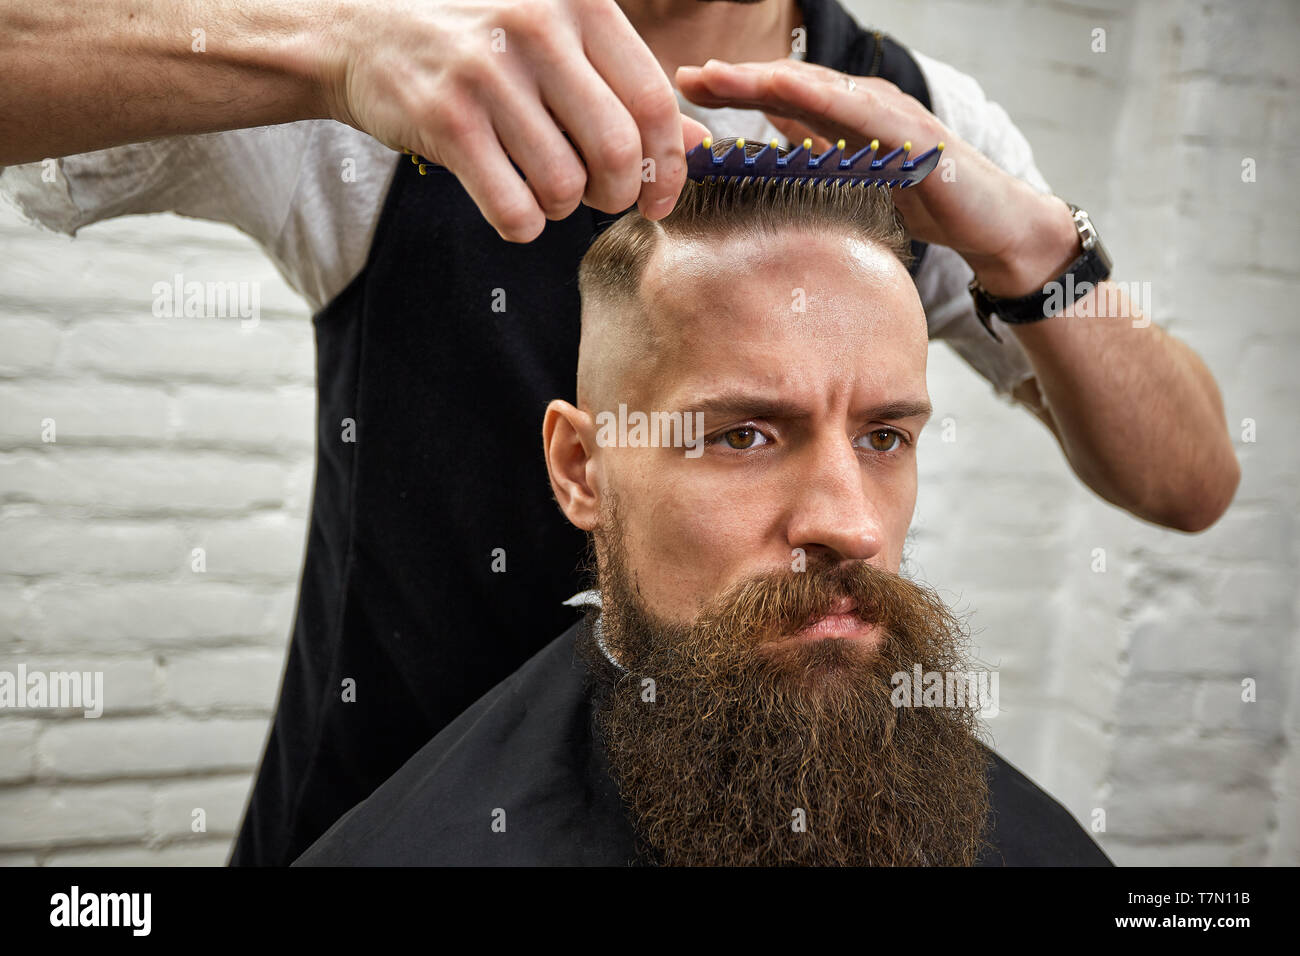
[889,0,1300,866]
[0,204,311,863]
[1,0,1296,866]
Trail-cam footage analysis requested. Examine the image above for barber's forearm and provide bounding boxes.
[965,192,1239,532]
[1011,285,1240,532]
[0,0,332,164]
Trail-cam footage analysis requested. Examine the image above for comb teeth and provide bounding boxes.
[685,137,944,188]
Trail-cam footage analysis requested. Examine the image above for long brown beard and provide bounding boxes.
[579,511,993,867]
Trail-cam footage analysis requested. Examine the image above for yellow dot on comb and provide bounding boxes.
[770,138,780,150]
[903,140,912,152]
[836,138,846,151]
[938,141,946,150]
[736,137,746,149]
[870,139,880,151]
[702,136,712,150]
[802,138,813,150]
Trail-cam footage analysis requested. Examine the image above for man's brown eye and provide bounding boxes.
[725,428,758,449]
[868,429,900,452]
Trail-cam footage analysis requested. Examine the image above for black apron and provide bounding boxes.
[233,0,935,866]
[292,619,1113,866]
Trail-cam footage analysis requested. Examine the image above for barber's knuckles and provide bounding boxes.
[416,0,678,223]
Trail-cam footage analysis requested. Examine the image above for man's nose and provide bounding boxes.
[784,436,885,562]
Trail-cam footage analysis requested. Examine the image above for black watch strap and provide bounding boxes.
[969,204,1113,342]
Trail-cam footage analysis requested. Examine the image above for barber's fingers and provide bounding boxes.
[679,115,713,153]
[539,69,709,217]
[533,47,649,216]
[679,59,854,109]
[678,60,850,138]
[678,59,936,152]
[762,113,833,154]
[581,0,691,219]
[404,0,703,239]
[330,0,707,241]
[490,88,592,224]
[429,111,552,243]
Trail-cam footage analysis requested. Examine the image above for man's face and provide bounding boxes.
[596,227,930,636]
[549,225,990,865]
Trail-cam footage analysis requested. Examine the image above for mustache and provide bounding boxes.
[686,559,951,647]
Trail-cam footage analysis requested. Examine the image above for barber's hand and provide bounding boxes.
[675,59,1078,296]
[320,0,710,242]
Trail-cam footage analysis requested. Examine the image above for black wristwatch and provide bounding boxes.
[968,203,1113,342]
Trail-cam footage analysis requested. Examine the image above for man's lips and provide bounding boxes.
[785,597,880,644]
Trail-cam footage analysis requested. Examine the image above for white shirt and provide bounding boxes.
[0,48,1046,396]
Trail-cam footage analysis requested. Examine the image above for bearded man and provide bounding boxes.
[295,146,1111,867]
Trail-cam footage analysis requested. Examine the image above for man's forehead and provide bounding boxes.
[627,229,928,405]
[642,229,906,303]
[638,231,922,338]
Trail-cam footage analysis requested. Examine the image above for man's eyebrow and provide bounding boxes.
[864,399,934,422]
[674,390,932,423]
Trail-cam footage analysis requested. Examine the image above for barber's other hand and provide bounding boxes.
[675,58,1078,296]
[318,0,710,242]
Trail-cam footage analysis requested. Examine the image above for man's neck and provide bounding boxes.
[617,0,804,80]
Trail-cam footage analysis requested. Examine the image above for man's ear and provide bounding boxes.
[542,399,601,531]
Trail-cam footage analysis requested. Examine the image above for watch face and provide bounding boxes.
[1072,207,1100,251]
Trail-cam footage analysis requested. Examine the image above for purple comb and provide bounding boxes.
[686,136,943,188]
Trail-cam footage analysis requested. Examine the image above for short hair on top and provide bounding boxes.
[578,136,913,310]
